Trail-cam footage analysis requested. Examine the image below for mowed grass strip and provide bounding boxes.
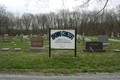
[0,36,120,75]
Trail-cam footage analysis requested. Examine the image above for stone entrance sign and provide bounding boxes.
[83,41,106,52]
[3,34,9,42]
[29,36,45,52]
[31,37,43,47]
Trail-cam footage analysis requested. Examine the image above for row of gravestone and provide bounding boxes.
[1,33,118,42]
[2,34,49,42]
[2,34,46,52]
[2,48,21,51]
[2,34,30,42]
[1,34,112,52]
[31,35,108,52]
[111,32,120,38]
[78,35,110,52]
[77,34,110,45]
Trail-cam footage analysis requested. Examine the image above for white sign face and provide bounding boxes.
[50,29,75,49]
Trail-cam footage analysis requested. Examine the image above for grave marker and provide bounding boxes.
[29,37,45,52]
[23,35,29,40]
[31,37,43,47]
[2,48,9,51]
[117,33,119,38]
[98,35,110,46]
[3,34,9,42]
[14,48,21,51]
[85,38,91,42]
[111,32,114,37]
[83,41,106,52]
[21,34,23,42]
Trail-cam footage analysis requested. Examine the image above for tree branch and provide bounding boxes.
[94,0,109,15]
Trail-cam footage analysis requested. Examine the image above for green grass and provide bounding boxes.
[0,36,120,75]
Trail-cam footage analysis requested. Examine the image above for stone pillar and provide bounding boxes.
[21,34,23,42]
[83,33,85,45]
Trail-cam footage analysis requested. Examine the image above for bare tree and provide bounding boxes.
[6,11,15,35]
[31,14,39,34]
[0,5,7,35]
[21,13,33,34]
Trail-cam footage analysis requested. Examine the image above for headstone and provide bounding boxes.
[45,35,49,39]
[37,34,42,38]
[3,34,9,42]
[2,48,9,51]
[114,49,120,52]
[14,48,21,51]
[12,44,16,46]
[111,32,114,37]
[33,35,37,37]
[31,37,43,47]
[98,35,110,46]
[83,41,106,52]
[23,35,29,40]
[77,34,82,40]
[85,38,91,42]
[28,44,31,46]
[12,37,17,40]
[47,35,49,39]
[30,34,32,40]
[117,33,119,38]
[78,37,80,43]
[29,37,45,52]
[21,34,23,42]
[77,34,82,43]
[16,34,18,36]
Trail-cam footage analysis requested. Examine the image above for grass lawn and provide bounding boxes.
[0,36,120,75]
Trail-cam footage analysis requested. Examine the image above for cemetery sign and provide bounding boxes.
[49,28,76,57]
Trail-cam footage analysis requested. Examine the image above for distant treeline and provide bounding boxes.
[0,5,120,37]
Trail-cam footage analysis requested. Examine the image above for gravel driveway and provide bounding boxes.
[0,73,120,80]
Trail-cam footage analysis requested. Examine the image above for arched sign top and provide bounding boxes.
[51,31,74,40]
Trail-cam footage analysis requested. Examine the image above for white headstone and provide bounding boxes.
[111,32,114,37]
[117,33,119,38]
[77,34,82,40]
[85,38,91,42]
[16,34,18,36]
[23,36,29,40]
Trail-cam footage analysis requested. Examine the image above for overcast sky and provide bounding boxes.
[0,0,120,15]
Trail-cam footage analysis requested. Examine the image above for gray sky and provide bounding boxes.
[0,0,120,15]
